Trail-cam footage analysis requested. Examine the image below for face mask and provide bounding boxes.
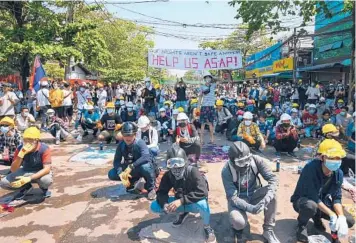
[247,105,254,112]
[178,122,187,128]
[282,123,290,128]
[88,111,93,114]
[171,167,185,180]
[244,120,252,126]
[165,105,169,110]
[309,109,315,115]
[266,109,272,115]
[0,126,9,134]
[204,77,212,83]
[127,108,133,112]
[337,103,344,108]
[80,87,85,92]
[120,101,125,105]
[237,115,243,121]
[23,112,29,117]
[145,83,150,88]
[311,83,315,87]
[107,109,114,113]
[340,111,346,116]
[137,104,141,108]
[324,160,341,171]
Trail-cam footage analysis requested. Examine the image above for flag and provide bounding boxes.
[30,55,46,92]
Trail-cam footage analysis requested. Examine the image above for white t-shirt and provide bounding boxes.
[306,87,320,100]
[16,113,35,131]
[36,88,50,107]
[76,90,90,110]
[98,90,107,105]
[0,92,19,116]
[63,90,73,106]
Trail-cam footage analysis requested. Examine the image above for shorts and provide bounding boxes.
[193,120,202,130]
[199,106,215,123]
[100,130,119,141]
[64,105,73,117]
[53,106,65,118]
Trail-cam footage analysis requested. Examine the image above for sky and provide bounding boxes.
[104,0,311,77]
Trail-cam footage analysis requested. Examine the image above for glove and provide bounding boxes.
[115,124,122,131]
[329,213,338,232]
[97,122,103,130]
[18,143,36,159]
[336,215,348,238]
[120,177,131,188]
[120,167,132,181]
[10,176,31,188]
[246,202,264,215]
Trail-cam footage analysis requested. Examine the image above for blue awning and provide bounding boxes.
[261,71,300,79]
[298,62,343,71]
[261,73,280,78]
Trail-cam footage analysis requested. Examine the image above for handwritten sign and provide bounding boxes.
[148,49,242,70]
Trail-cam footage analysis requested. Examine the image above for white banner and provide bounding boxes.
[148,49,242,70]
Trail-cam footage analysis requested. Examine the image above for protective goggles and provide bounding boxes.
[167,157,185,169]
[233,153,252,167]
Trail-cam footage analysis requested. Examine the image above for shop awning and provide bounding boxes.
[261,73,280,78]
[298,62,343,72]
[261,72,299,79]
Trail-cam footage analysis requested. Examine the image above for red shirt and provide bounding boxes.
[302,112,318,125]
[14,143,52,165]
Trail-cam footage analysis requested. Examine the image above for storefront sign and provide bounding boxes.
[273,57,294,72]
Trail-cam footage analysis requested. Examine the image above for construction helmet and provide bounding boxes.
[23,127,41,140]
[265,103,272,109]
[322,124,338,135]
[137,116,150,128]
[0,117,14,127]
[237,102,245,108]
[177,107,185,113]
[318,139,346,158]
[292,103,299,108]
[154,84,160,89]
[216,100,224,106]
[106,102,115,109]
[191,99,198,105]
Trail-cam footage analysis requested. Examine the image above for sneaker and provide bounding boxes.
[13,184,33,200]
[262,229,280,243]
[204,225,216,242]
[287,152,297,158]
[313,218,326,232]
[147,189,156,200]
[233,229,246,243]
[55,139,60,145]
[296,225,309,243]
[41,188,52,198]
[172,212,189,227]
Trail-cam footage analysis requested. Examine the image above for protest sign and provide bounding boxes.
[148,49,242,70]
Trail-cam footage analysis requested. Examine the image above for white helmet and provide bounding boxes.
[137,115,150,128]
[203,71,213,78]
[144,77,151,82]
[41,80,48,86]
[177,112,189,121]
[243,111,253,119]
[159,107,166,112]
[280,113,292,121]
[319,97,326,102]
[126,101,133,108]
[46,109,55,115]
[172,109,179,115]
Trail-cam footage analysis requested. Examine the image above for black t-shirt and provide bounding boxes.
[326,86,335,99]
[175,86,187,101]
[121,111,137,122]
[100,113,122,131]
[142,88,156,106]
[141,130,150,145]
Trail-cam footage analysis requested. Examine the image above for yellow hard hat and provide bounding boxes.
[119,96,124,100]
[322,124,338,134]
[337,99,344,103]
[154,84,160,89]
[106,102,115,109]
[318,139,346,158]
[265,103,272,109]
[177,107,184,113]
[216,100,224,106]
[237,102,244,107]
[164,101,171,106]
[191,98,198,105]
[292,103,299,108]
[23,127,41,140]
[0,116,14,127]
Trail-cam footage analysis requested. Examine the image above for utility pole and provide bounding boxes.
[64,2,74,81]
[292,27,297,84]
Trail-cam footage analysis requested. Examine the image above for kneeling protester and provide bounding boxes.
[150,145,216,242]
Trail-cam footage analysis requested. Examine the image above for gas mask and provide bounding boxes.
[171,167,185,180]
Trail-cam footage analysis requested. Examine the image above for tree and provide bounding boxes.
[43,62,65,79]
[183,70,197,80]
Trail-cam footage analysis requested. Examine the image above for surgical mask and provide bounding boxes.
[120,100,125,105]
[337,103,344,108]
[0,126,9,134]
[178,122,186,128]
[145,82,150,88]
[171,167,185,180]
[237,115,243,121]
[204,76,212,83]
[324,160,341,171]
[23,112,29,117]
[165,105,169,110]
[340,111,346,116]
[309,109,316,114]
[247,105,254,112]
[107,109,114,113]
[80,87,85,92]
[244,120,252,126]
[127,108,133,112]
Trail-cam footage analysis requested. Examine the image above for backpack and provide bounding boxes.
[226,117,238,141]
[228,157,262,191]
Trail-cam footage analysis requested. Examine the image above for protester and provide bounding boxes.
[15,107,36,132]
[346,112,355,152]
[302,104,318,138]
[121,101,137,122]
[150,145,216,242]
[215,99,232,134]
[62,82,73,125]
[49,81,64,118]
[335,106,352,137]
[0,117,21,165]
[75,82,91,130]
[47,109,70,145]
[236,112,265,150]
[274,114,298,157]
[291,139,355,242]
[305,82,320,104]
[0,127,52,199]
[0,83,19,119]
[108,122,156,200]
[141,78,156,116]
[157,108,170,141]
[97,102,122,146]
[80,105,100,137]
[222,142,279,243]
[136,115,159,158]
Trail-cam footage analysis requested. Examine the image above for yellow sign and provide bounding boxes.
[246,65,273,78]
[273,57,294,72]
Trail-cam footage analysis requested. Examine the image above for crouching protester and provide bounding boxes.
[0,127,52,199]
[0,117,22,165]
[97,102,122,147]
[291,139,355,243]
[136,116,159,158]
[274,113,298,157]
[47,109,70,145]
[108,122,157,200]
[222,142,280,243]
[174,112,201,164]
[150,145,216,242]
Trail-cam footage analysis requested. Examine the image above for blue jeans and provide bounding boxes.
[326,98,334,108]
[305,125,318,137]
[175,101,188,112]
[149,147,159,157]
[150,197,211,225]
[231,135,242,142]
[108,162,156,191]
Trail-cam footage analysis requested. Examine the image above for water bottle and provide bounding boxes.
[99,142,103,151]
[275,159,280,172]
